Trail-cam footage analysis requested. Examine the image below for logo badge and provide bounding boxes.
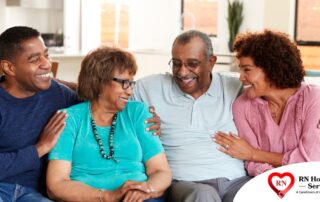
[268,172,295,198]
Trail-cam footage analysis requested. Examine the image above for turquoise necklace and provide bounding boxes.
[91,113,118,162]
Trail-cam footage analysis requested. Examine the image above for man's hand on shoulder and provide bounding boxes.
[145,106,161,136]
[35,110,68,157]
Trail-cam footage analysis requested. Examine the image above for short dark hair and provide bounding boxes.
[233,30,305,88]
[0,26,40,61]
[78,46,137,101]
[172,30,214,58]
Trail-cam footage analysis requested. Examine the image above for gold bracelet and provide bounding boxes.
[99,189,103,202]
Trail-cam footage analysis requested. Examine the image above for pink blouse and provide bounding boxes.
[233,84,320,176]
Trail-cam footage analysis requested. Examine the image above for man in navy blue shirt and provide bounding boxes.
[0,26,79,201]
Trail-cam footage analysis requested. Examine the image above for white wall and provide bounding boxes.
[128,0,295,53]
[217,0,296,53]
[74,0,181,53]
[4,7,63,33]
[217,0,265,53]
[0,0,6,32]
[0,0,63,34]
[52,55,82,82]
[62,0,296,54]
[264,0,296,37]
[128,0,265,54]
[129,0,181,52]
[63,0,81,54]
[133,51,171,79]
[80,0,101,53]
[0,0,297,52]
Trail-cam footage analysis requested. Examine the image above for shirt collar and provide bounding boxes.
[171,76,184,97]
[207,73,221,97]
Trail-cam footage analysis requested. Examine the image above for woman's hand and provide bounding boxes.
[105,181,152,202]
[123,190,151,202]
[122,181,154,202]
[145,106,161,136]
[212,131,256,161]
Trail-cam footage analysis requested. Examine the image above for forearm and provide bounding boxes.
[48,180,98,202]
[282,141,320,165]
[251,148,283,167]
[47,160,123,202]
[47,180,119,202]
[146,170,172,198]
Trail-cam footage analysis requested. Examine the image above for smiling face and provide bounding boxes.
[5,36,52,97]
[171,37,216,99]
[238,57,271,99]
[99,69,134,113]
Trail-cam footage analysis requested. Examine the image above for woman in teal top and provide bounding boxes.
[47,47,172,202]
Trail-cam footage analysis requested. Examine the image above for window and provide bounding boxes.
[101,0,130,48]
[181,0,218,36]
[81,0,179,51]
[295,0,320,45]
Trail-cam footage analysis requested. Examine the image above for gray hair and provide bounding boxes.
[172,30,214,58]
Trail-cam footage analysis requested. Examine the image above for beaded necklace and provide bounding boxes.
[90,113,118,162]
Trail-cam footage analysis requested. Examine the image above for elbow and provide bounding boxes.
[46,179,63,201]
[46,190,55,201]
[46,186,59,201]
[168,169,173,184]
[247,169,257,177]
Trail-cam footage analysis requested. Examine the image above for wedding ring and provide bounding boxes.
[225,144,230,149]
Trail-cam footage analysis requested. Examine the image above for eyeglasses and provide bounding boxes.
[168,59,201,70]
[112,78,136,90]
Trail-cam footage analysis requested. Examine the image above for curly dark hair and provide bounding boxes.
[233,30,305,88]
[78,46,137,101]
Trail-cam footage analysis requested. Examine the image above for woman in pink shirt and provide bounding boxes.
[213,30,320,176]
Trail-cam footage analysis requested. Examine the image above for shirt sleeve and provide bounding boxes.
[131,102,164,163]
[56,81,81,107]
[282,86,320,164]
[233,95,274,176]
[131,75,160,102]
[48,108,77,162]
[0,145,41,180]
[245,161,274,176]
[131,79,144,102]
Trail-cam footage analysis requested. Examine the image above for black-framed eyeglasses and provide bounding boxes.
[112,78,136,90]
[168,59,202,70]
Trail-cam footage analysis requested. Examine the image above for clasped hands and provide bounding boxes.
[212,131,255,161]
[107,180,155,202]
